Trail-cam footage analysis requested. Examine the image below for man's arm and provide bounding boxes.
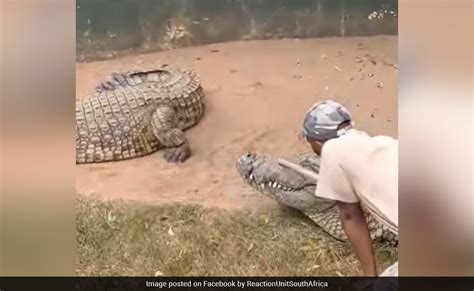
[337,201,377,276]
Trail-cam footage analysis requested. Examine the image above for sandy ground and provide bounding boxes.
[76,36,397,211]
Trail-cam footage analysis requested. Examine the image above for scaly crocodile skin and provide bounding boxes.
[236,152,398,246]
[76,67,204,164]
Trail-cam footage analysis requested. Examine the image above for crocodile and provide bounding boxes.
[76,67,204,164]
[236,152,398,246]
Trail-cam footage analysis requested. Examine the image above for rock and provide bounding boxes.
[292,74,303,80]
[251,81,263,88]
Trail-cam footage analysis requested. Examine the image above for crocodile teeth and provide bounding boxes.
[260,183,265,189]
[272,182,278,188]
[267,182,272,187]
[249,174,255,180]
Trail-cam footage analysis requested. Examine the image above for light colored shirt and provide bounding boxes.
[315,129,398,234]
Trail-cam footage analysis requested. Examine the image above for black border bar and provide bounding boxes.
[0,277,472,291]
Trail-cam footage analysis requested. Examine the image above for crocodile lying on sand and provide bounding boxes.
[236,152,398,246]
[76,67,204,164]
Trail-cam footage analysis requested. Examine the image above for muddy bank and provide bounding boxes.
[76,36,397,210]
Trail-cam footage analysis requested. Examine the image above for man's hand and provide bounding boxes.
[337,201,377,276]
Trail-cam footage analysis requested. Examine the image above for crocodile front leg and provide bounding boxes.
[151,105,191,163]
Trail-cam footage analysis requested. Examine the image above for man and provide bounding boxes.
[302,100,398,277]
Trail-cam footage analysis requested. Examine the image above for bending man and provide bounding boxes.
[302,100,398,276]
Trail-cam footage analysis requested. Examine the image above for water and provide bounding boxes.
[76,0,397,62]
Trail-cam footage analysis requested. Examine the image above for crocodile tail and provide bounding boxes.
[93,68,172,93]
[94,70,141,92]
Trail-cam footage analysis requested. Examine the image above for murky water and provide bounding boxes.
[76,0,397,62]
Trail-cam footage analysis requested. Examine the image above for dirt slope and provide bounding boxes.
[76,36,398,210]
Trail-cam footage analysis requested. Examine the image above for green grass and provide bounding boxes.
[76,194,397,276]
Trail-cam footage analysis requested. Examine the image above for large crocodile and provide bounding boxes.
[236,152,398,246]
[76,67,204,164]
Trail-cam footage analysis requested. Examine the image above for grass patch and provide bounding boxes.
[76,194,397,276]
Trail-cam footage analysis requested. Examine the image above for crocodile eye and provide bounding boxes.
[246,152,252,158]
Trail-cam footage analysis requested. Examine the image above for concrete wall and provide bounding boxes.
[76,0,397,62]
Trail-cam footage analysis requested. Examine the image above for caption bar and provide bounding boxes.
[146,279,329,288]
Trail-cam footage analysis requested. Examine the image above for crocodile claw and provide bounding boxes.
[163,144,191,163]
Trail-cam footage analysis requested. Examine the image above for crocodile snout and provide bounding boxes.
[236,152,317,194]
[235,152,258,179]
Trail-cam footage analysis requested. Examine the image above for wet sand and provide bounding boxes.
[76,36,397,210]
